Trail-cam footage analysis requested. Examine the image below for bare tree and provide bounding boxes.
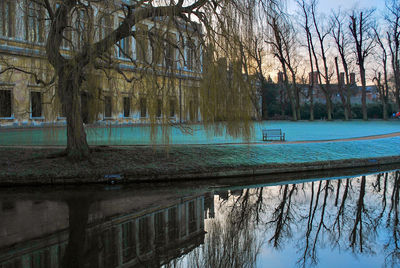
[331,10,353,120]
[265,3,300,120]
[372,26,390,120]
[349,9,376,121]
[385,0,400,112]
[310,0,334,120]
[297,0,315,120]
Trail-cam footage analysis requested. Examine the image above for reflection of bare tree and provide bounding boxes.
[189,217,261,268]
[333,179,350,239]
[348,175,377,255]
[385,171,400,267]
[372,173,388,219]
[298,181,316,267]
[141,171,400,267]
[267,184,297,248]
[349,176,367,252]
[229,188,265,228]
[182,189,265,268]
[297,180,332,267]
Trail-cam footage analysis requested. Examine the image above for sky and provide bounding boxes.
[287,0,385,14]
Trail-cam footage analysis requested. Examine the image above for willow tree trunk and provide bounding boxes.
[58,73,90,160]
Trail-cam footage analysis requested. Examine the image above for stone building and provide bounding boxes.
[0,1,203,127]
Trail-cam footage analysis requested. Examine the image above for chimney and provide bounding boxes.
[309,71,319,85]
[277,71,284,84]
[339,72,345,86]
[350,72,356,85]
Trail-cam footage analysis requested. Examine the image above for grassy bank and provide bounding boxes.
[1,144,400,185]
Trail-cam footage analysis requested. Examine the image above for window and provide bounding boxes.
[180,204,187,236]
[0,89,12,117]
[0,259,21,268]
[136,24,148,62]
[189,100,196,122]
[123,97,130,117]
[169,99,175,117]
[0,0,15,38]
[31,91,42,118]
[75,9,91,49]
[154,212,165,246]
[140,97,147,117]
[122,222,136,263]
[188,201,197,234]
[178,35,185,69]
[104,96,112,118]
[151,29,163,65]
[100,229,118,267]
[56,3,71,49]
[118,18,131,58]
[186,39,196,71]
[25,1,45,43]
[138,216,151,254]
[165,33,176,68]
[156,99,162,117]
[99,13,113,40]
[31,249,50,268]
[98,14,113,54]
[168,207,178,241]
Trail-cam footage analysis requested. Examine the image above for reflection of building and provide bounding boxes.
[204,192,215,219]
[230,189,243,196]
[0,194,205,267]
[216,191,229,201]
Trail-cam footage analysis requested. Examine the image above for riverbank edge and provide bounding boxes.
[1,154,399,186]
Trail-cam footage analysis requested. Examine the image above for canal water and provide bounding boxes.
[0,169,399,267]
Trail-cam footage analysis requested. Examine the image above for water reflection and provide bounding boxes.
[0,190,205,268]
[0,170,399,267]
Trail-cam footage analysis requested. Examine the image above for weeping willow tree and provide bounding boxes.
[0,0,277,160]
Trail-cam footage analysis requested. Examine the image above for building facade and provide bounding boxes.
[0,0,203,127]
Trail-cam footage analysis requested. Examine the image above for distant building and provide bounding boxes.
[260,70,380,119]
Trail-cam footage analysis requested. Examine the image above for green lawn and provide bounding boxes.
[0,120,399,146]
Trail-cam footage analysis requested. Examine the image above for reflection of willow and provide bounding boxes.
[180,189,265,268]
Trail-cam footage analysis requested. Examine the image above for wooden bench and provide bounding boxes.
[262,129,285,141]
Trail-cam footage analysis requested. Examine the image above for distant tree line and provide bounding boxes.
[249,0,400,121]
